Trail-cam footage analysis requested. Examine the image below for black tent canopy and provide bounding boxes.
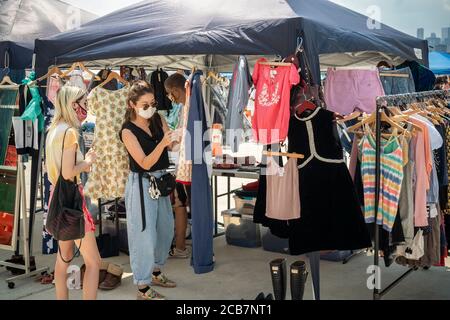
[35,0,428,83]
[0,0,97,69]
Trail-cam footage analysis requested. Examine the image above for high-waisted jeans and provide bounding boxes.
[125,171,174,286]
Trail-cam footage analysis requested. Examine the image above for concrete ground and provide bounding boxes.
[1,157,450,300]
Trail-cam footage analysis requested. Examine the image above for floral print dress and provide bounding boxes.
[85,86,130,200]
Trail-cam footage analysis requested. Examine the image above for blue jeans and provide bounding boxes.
[125,171,174,286]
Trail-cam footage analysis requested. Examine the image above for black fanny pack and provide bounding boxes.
[137,171,176,232]
[145,172,176,199]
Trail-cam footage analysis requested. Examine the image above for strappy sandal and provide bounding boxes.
[41,272,54,285]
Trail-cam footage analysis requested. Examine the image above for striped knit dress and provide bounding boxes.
[361,133,404,232]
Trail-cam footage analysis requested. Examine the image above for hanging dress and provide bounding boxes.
[286,108,371,255]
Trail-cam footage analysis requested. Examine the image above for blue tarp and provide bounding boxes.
[430,51,450,75]
[0,0,96,69]
[35,0,428,84]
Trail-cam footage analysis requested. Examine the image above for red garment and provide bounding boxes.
[0,212,14,245]
[252,58,300,144]
[242,181,259,191]
[4,145,17,167]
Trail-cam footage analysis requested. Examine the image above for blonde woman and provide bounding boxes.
[45,86,101,300]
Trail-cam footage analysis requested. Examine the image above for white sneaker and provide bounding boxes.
[169,247,192,259]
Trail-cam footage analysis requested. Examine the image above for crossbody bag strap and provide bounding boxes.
[58,127,83,263]
[138,172,147,232]
[60,127,70,177]
[60,127,78,182]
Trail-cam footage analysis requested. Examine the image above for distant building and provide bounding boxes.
[427,32,442,50]
[442,27,450,41]
[417,28,424,39]
[435,44,448,52]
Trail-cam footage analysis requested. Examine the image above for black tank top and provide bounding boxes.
[120,121,169,173]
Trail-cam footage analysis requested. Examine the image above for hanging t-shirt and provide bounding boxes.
[149,69,172,111]
[225,55,252,152]
[12,117,39,155]
[68,70,87,90]
[252,58,299,144]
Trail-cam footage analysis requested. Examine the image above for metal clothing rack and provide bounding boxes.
[0,156,49,289]
[372,89,449,300]
[97,198,123,255]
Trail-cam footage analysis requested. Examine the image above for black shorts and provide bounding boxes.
[171,183,191,208]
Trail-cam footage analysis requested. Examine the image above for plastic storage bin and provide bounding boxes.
[234,196,256,215]
[224,211,261,248]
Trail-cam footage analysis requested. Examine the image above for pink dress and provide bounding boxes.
[252,58,300,144]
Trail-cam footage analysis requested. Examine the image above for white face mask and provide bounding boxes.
[137,107,157,119]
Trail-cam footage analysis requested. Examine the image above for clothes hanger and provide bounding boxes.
[0,70,17,86]
[262,151,304,159]
[77,62,101,81]
[379,72,410,78]
[61,62,101,81]
[98,71,129,88]
[35,66,64,83]
[258,61,292,67]
[336,111,361,124]
[347,112,376,133]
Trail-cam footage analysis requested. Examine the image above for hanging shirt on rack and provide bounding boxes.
[88,69,118,92]
[399,134,415,246]
[68,70,87,90]
[225,55,252,152]
[85,86,130,200]
[149,68,172,111]
[20,72,45,133]
[396,61,436,92]
[252,58,300,144]
[412,115,443,205]
[12,117,39,155]
[409,120,431,227]
[265,157,301,220]
[380,67,416,95]
[361,130,404,232]
[46,74,64,105]
[0,87,18,165]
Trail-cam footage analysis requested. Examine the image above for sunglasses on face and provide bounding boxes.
[141,100,158,110]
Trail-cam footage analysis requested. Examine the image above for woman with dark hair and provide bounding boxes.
[120,80,178,300]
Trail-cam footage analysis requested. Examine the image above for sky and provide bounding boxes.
[63,0,450,38]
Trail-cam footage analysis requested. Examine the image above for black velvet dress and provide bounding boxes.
[254,108,371,255]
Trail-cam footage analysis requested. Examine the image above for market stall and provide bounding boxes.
[32,0,432,299]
